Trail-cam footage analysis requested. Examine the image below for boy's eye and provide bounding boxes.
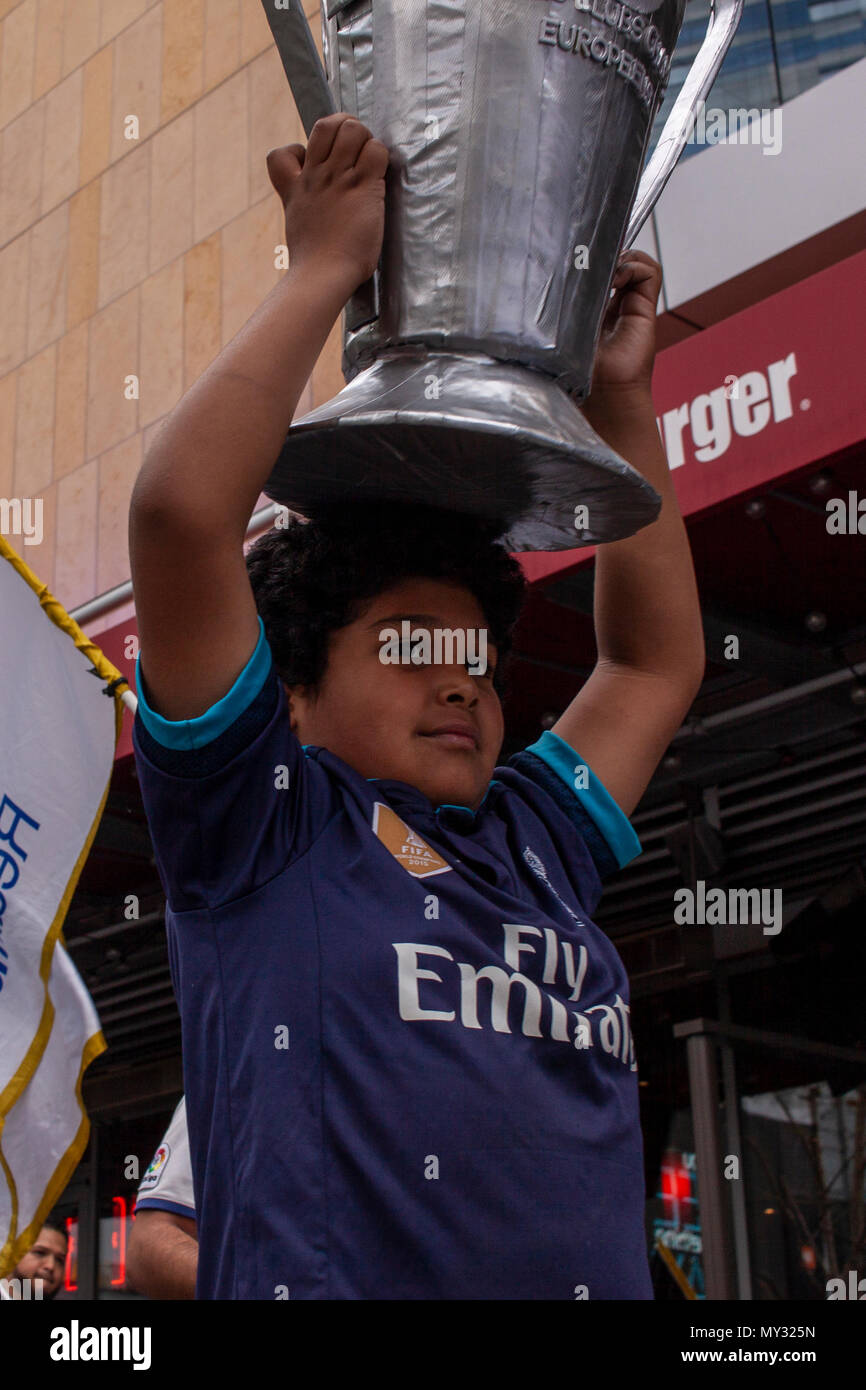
[384,638,497,680]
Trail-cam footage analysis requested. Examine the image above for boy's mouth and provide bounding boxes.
[418,722,479,750]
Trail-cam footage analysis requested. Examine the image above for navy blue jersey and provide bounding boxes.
[132,617,651,1300]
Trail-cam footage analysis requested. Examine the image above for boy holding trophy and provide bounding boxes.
[129,113,704,1299]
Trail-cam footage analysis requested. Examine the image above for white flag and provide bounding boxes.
[0,535,130,1277]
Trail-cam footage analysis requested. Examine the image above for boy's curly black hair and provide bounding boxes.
[245,502,528,700]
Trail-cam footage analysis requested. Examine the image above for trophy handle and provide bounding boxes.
[260,0,379,328]
[261,0,336,137]
[624,0,745,248]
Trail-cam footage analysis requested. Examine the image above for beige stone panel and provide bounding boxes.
[149,107,193,273]
[66,180,101,328]
[86,286,139,458]
[54,319,88,480]
[0,232,30,376]
[14,341,55,496]
[183,233,220,388]
[30,478,56,590]
[79,43,112,185]
[110,4,162,164]
[33,0,63,99]
[0,100,44,247]
[203,0,239,94]
[100,0,147,46]
[311,313,345,411]
[0,370,15,496]
[41,69,82,215]
[161,0,203,124]
[294,376,312,421]
[0,0,36,130]
[306,1,324,56]
[60,0,100,79]
[307,307,343,408]
[54,457,97,607]
[239,0,272,65]
[193,67,247,242]
[142,412,169,454]
[28,202,68,357]
[98,140,150,307]
[139,256,183,427]
[248,46,302,207]
[220,195,281,345]
[96,430,141,591]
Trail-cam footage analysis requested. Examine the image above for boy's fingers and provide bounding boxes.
[611,254,662,305]
[354,134,391,180]
[305,111,370,168]
[304,112,347,165]
[614,250,662,283]
[266,144,305,200]
[329,116,377,170]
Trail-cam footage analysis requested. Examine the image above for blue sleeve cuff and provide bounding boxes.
[134,1198,197,1220]
[524,729,642,870]
[134,616,273,750]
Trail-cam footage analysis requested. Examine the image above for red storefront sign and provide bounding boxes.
[521,247,866,583]
[104,249,866,758]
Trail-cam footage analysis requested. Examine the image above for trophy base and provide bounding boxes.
[263,351,661,552]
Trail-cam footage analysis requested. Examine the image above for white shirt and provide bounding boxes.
[134,1096,195,1219]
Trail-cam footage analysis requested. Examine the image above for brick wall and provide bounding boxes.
[0,0,341,606]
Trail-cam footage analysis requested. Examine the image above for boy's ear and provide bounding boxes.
[282,682,313,723]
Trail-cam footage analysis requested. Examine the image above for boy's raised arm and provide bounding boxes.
[551,252,706,820]
[129,115,389,723]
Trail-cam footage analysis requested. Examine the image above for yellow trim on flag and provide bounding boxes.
[0,1029,106,1277]
[0,537,126,1260]
[0,533,129,695]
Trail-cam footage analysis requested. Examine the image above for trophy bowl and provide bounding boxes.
[261,0,744,551]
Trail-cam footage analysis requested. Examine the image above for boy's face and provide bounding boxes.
[285,577,504,811]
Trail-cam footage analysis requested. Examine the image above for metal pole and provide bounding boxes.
[68,502,279,625]
[719,1041,753,1299]
[715,972,753,1300]
[75,1124,100,1300]
[685,1032,735,1299]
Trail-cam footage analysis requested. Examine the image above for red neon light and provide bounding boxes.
[110,1195,127,1287]
[662,1166,692,1202]
[64,1217,78,1292]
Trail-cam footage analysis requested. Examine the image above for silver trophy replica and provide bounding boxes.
[260,0,743,550]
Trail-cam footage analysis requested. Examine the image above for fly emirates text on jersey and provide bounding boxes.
[393,922,637,1069]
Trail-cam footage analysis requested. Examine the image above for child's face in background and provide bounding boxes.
[285,577,505,811]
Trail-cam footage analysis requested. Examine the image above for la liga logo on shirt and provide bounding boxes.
[139,1142,170,1191]
[372,803,453,879]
